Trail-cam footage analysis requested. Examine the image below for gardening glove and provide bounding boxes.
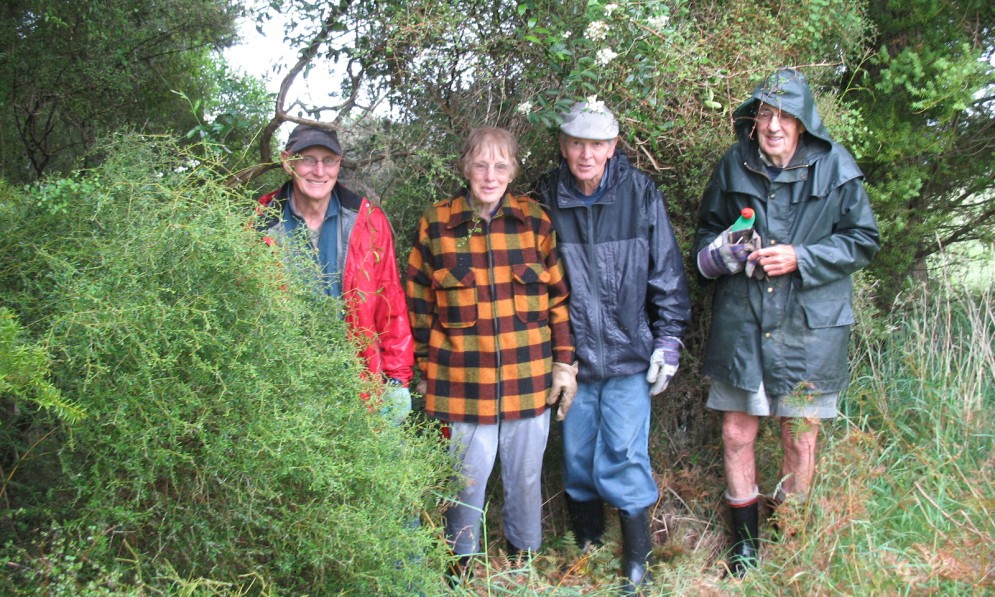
[382,379,412,426]
[744,254,767,280]
[646,337,682,396]
[547,362,579,421]
[697,227,762,279]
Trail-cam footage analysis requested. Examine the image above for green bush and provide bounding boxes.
[0,136,455,595]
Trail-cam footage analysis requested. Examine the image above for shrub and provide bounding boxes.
[0,135,454,595]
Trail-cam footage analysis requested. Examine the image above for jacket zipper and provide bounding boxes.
[584,205,607,380]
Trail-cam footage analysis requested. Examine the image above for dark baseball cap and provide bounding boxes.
[285,124,343,155]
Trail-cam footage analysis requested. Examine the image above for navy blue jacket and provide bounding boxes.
[535,152,690,383]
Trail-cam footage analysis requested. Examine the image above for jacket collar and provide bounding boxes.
[555,150,628,208]
[444,192,528,230]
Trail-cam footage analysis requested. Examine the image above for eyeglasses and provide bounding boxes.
[755,108,798,124]
[471,162,513,176]
[294,155,341,169]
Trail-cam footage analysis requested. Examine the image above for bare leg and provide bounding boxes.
[722,411,760,499]
[779,417,819,498]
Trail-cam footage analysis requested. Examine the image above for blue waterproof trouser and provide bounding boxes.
[562,373,658,515]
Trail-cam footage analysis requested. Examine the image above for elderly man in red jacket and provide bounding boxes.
[259,124,414,419]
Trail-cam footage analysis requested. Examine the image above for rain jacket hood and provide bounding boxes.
[734,69,828,142]
[732,68,842,175]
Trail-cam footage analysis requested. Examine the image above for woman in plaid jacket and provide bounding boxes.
[406,128,575,580]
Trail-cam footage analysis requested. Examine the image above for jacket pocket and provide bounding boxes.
[511,263,551,324]
[800,299,855,329]
[432,266,477,329]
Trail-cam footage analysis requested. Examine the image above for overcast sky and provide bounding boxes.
[224,14,341,114]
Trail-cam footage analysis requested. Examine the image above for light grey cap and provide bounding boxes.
[559,100,619,140]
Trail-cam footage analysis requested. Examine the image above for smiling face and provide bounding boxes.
[465,143,514,213]
[281,146,341,206]
[559,134,617,195]
[754,102,804,167]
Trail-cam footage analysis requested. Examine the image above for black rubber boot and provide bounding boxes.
[446,555,472,588]
[506,539,527,558]
[729,500,760,577]
[619,508,654,595]
[566,496,605,549]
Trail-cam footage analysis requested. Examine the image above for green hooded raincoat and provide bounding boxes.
[694,69,881,397]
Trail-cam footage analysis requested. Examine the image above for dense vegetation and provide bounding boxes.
[1,0,993,594]
[0,139,455,594]
[241,0,994,306]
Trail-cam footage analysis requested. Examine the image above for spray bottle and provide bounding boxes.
[728,207,755,243]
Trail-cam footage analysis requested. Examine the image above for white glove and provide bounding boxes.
[646,338,681,396]
[697,228,762,279]
[547,362,579,421]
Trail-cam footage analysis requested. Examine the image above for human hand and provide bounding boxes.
[697,227,763,279]
[547,362,579,421]
[646,337,681,396]
[747,244,797,278]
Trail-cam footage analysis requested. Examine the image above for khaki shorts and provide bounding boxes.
[705,378,838,419]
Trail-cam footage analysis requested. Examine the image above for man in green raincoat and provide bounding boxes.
[694,68,880,576]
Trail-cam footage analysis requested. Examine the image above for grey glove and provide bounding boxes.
[382,382,412,426]
[646,337,681,396]
[547,362,579,421]
[744,252,767,280]
[697,227,762,279]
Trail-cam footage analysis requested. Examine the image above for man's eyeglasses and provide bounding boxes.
[755,108,798,124]
[294,155,341,169]
[471,162,513,176]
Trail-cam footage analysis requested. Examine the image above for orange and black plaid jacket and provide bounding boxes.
[406,193,573,424]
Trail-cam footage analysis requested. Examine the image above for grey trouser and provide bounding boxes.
[706,378,838,419]
[445,411,551,555]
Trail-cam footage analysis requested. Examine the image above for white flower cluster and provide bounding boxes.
[595,48,618,66]
[604,3,619,17]
[648,14,670,30]
[516,101,533,115]
[585,95,607,113]
[585,20,609,41]
[173,159,201,174]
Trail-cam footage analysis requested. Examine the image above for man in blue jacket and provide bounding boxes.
[534,100,691,593]
[694,69,880,576]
